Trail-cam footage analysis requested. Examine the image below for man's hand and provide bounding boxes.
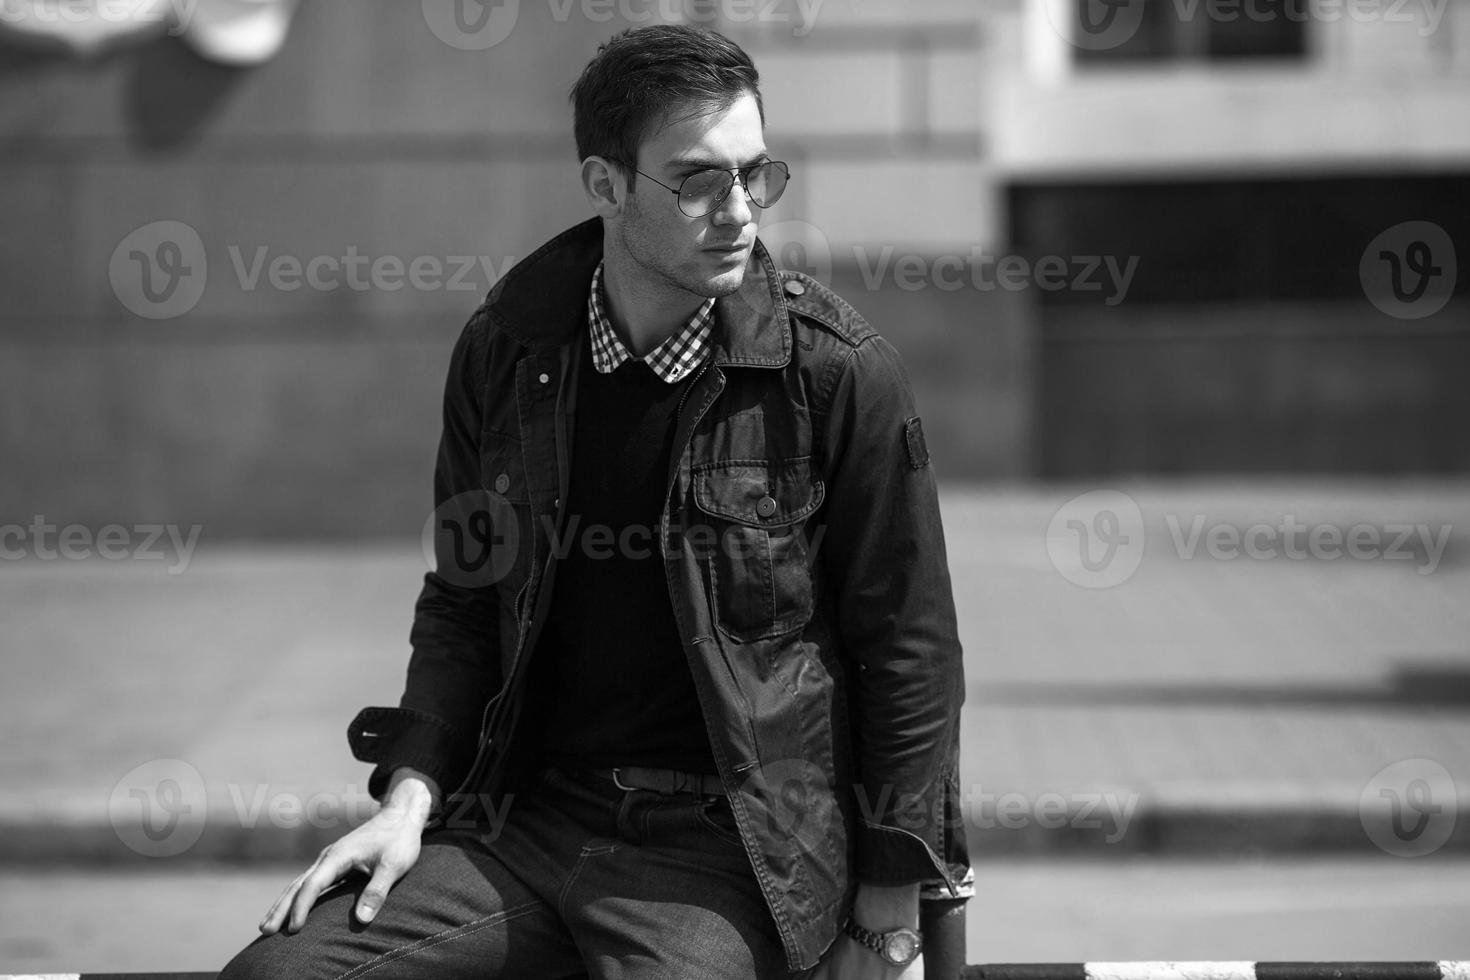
[258,767,440,935]
[809,882,923,980]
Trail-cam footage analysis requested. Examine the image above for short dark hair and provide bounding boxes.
[570,24,764,177]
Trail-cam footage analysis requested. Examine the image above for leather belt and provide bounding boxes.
[594,766,724,797]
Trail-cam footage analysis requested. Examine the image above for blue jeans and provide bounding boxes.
[219,767,801,979]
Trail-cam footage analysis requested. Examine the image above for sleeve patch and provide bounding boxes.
[904,416,930,470]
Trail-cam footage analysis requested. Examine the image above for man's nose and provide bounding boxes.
[711,177,754,227]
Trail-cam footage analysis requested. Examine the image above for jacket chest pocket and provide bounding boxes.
[691,457,825,643]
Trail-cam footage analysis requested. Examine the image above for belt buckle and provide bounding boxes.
[611,768,638,792]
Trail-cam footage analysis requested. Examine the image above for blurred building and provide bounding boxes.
[993,0,1470,476]
[730,0,1470,478]
[1,0,1466,540]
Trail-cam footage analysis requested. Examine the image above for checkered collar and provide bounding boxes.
[586,260,715,383]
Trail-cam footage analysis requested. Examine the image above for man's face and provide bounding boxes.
[612,91,768,300]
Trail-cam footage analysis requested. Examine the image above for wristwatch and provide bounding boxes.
[841,916,923,967]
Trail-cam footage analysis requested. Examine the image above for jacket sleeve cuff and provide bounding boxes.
[921,865,975,903]
[347,706,474,804]
[853,821,956,890]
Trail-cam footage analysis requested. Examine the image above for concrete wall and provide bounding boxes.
[7,0,1465,540]
[0,0,1020,540]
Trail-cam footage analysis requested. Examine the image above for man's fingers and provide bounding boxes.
[258,872,307,934]
[354,860,406,924]
[286,849,350,933]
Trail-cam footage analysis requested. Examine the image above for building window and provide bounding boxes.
[1075,0,1307,63]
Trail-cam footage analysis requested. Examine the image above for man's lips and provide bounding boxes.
[704,241,750,252]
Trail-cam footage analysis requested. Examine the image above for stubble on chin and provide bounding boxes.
[701,266,746,298]
[615,212,752,301]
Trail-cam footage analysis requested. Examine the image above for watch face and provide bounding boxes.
[882,929,920,965]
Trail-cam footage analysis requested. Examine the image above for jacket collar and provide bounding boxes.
[483,216,791,368]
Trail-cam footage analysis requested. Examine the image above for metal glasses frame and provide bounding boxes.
[612,159,791,217]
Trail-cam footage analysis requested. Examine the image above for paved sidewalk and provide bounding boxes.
[3,479,1468,863]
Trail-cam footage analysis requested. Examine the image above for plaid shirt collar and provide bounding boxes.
[587,260,715,383]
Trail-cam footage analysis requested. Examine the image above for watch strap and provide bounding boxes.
[841,916,922,966]
[841,916,887,956]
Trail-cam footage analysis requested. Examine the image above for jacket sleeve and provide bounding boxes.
[346,314,502,803]
[817,332,968,891]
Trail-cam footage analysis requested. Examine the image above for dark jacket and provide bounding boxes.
[348,217,969,971]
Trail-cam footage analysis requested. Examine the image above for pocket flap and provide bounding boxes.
[692,458,825,527]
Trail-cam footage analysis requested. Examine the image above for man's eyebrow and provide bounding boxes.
[664,152,771,172]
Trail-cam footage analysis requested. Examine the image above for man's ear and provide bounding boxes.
[581,156,626,218]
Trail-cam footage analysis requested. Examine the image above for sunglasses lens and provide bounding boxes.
[747,161,789,208]
[675,162,791,216]
[679,170,735,217]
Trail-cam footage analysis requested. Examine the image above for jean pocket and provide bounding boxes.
[693,796,746,848]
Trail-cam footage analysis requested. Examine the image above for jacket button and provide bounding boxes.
[538,372,551,384]
[783,279,806,297]
[494,473,510,493]
[756,495,777,518]
[554,497,560,508]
